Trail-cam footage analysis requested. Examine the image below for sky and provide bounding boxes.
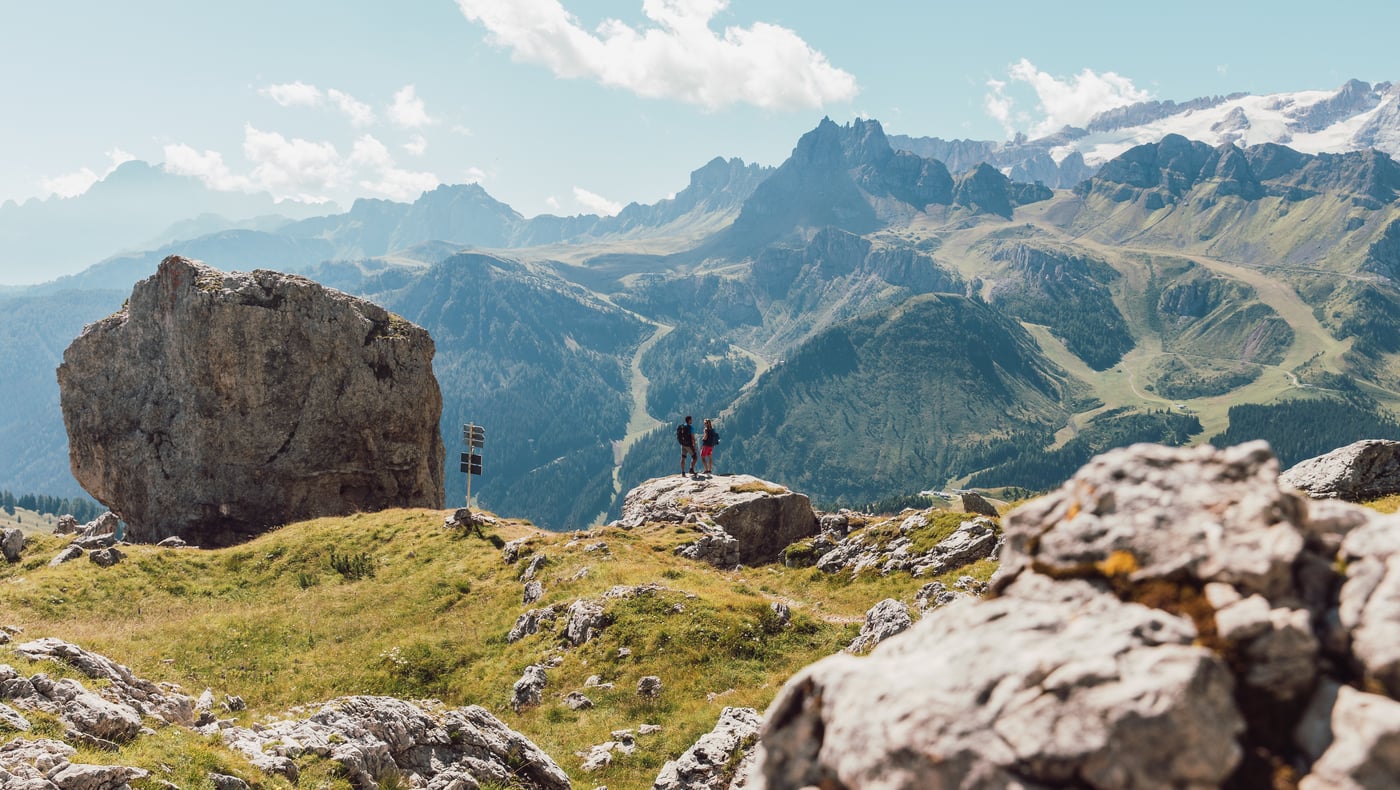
[4,0,1400,219]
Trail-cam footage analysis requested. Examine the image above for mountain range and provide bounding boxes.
[5,77,1400,530]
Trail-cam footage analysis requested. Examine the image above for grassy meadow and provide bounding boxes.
[0,505,991,789]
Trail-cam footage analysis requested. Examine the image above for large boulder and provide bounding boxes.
[616,475,818,565]
[746,441,1400,787]
[1281,439,1400,501]
[57,256,444,546]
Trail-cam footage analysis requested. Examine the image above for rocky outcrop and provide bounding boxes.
[511,665,548,712]
[654,707,761,790]
[809,512,999,578]
[745,441,1400,788]
[845,599,913,653]
[221,695,569,789]
[12,639,196,728]
[1281,439,1400,501]
[616,475,818,565]
[1,529,22,563]
[57,256,444,546]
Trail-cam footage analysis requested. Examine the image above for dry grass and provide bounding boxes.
[0,507,962,789]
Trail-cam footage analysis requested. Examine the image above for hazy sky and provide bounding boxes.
[4,0,1398,217]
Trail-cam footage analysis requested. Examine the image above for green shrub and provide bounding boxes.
[329,550,376,580]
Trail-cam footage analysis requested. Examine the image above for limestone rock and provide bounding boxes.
[58,256,444,546]
[522,580,544,605]
[2,528,23,562]
[846,598,913,653]
[208,773,250,790]
[1302,685,1400,789]
[617,475,818,565]
[155,536,188,548]
[520,553,547,582]
[994,441,1306,602]
[88,547,124,568]
[675,522,742,569]
[221,695,568,789]
[959,491,999,518]
[1338,515,1400,696]
[1281,439,1400,501]
[507,606,559,644]
[564,691,593,711]
[54,515,79,535]
[47,762,150,790]
[48,546,84,567]
[0,701,30,731]
[13,639,196,726]
[653,706,761,790]
[753,577,1242,788]
[637,676,663,698]
[512,666,548,712]
[564,599,609,646]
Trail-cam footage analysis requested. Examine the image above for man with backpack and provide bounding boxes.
[677,415,698,476]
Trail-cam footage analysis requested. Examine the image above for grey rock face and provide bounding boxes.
[1,528,22,562]
[221,695,569,790]
[53,515,79,535]
[0,701,30,731]
[617,475,818,565]
[48,546,84,567]
[87,547,124,568]
[563,691,593,711]
[959,491,999,517]
[58,255,444,546]
[675,522,742,568]
[846,599,913,653]
[563,598,609,646]
[1281,439,1400,501]
[637,676,663,698]
[1302,685,1400,789]
[511,665,548,712]
[753,440,1400,788]
[754,577,1242,789]
[507,605,559,644]
[653,706,761,790]
[522,579,544,605]
[13,639,196,727]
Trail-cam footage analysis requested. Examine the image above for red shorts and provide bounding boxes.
[701,446,713,458]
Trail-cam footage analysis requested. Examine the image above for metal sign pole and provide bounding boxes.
[461,423,485,508]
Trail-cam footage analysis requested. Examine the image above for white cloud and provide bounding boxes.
[162,143,253,192]
[328,88,376,127]
[388,85,434,128]
[464,166,487,183]
[985,59,1150,138]
[456,0,858,110]
[39,147,144,199]
[350,134,439,201]
[261,81,324,107]
[243,125,346,201]
[403,134,428,156]
[545,196,561,211]
[164,126,438,203]
[39,168,99,199]
[573,186,622,215]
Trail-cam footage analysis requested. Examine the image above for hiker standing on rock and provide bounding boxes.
[677,415,698,476]
[701,418,720,476]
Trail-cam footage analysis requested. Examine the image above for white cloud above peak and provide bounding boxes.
[38,148,139,199]
[388,85,434,129]
[456,0,858,110]
[572,186,622,216]
[985,59,1150,138]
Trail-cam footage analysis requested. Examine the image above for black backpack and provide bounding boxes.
[676,423,693,446]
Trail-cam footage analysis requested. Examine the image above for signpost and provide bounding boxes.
[462,423,485,506]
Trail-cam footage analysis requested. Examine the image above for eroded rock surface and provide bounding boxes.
[221,695,569,789]
[615,475,817,565]
[1282,439,1400,501]
[58,255,444,546]
[654,706,761,790]
[748,440,1400,788]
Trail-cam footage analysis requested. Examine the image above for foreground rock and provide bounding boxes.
[654,706,761,790]
[615,474,818,565]
[58,255,444,546]
[747,441,1400,788]
[1281,438,1400,501]
[221,695,570,789]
